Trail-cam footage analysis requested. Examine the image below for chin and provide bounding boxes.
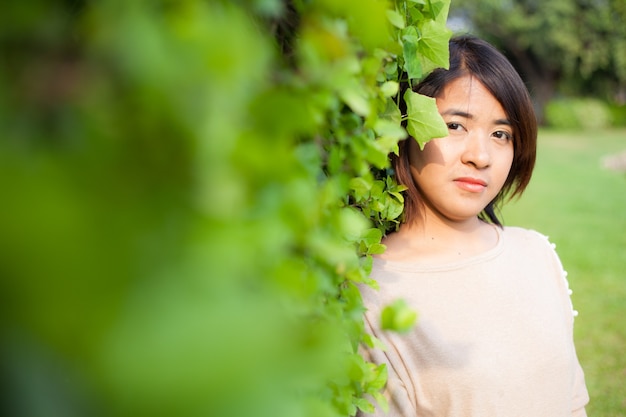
[444,208,487,222]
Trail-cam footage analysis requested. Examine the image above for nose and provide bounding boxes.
[461,131,491,169]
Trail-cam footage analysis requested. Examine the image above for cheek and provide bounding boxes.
[498,149,515,183]
[501,145,514,165]
[408,140,446,173]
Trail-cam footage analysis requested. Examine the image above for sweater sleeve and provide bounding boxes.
[536,232,590,415]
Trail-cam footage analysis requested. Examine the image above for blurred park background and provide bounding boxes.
[1,0,625,416]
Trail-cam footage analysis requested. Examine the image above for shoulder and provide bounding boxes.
[502,226,578,312]
[501,226,555,250]
[501,225,548,240]
[500,226,564,272]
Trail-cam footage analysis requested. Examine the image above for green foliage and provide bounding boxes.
[545,98,612,130]
[381,299,418,333]
[607,103,626,127]
[404,89,448,148]
[450,0,626,116]
[452,0,626,80]
[0,1,450,416]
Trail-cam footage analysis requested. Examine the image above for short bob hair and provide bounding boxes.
[393,34,537,226]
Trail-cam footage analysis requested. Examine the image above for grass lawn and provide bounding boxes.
[502,128,626,416]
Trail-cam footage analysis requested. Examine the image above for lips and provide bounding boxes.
[454,177,487,193]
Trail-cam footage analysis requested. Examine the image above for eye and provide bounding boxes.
[447,122,464,131]
[493,130,513,141]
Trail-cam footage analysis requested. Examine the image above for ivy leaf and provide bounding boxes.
[401,26,422,80]
[374,119,406,141]
[374,135,402,159]
[379,97,402,125]
[386,9,405,29]
[404,89,447,148]
[339,207,371,242]
[383,59,399,78]
[379,80,399,97]
[382,193,404,220]
[360,255,374,276]
[371,390,389,413]
[428,0,451,23]
[381,299,417,333]
[362,332,385,349]
[354,398,375,413]
[360,227,383,246]
[349,176,373,201]
[340,81,372,116]
[417,20,452,69]
[369,363,388,390]
[367,243,386,255]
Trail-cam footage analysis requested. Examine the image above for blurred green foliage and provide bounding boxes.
[0,1,450,416]
[545,98,612,130]
[450,0,626,121]
[544,95,626,129]
[607,104,626,127]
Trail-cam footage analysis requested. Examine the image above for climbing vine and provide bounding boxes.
[0,1,451,416]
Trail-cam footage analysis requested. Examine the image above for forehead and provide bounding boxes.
[436,75,507,119]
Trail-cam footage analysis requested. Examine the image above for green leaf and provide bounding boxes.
[370,180,385,200]
[404,89,447,148]
[371,391,389,413]
[367,243,386,255]
[401,26,422,80]
[428,0,451,23]
[401,25,419,44]
[369,363,388,390]
[362,332,384,349]
[375,135,402,158]
[379,97,402,125]
[381,299,418,333]
[327,145,345,175]
[360,227,383,246]
[374,119,406,141]
[350,176,373,200]
[341,207,371,232]
[417,20,452,69]
[383,60,398,78]
[382,193,404,220]
[365,140,393,169]
[386,9,405,29]
[379,80,399,97]
[340,81,372,116]
[407,6,425,25]
[354,397,375,413]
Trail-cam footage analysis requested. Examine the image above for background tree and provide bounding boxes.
[449,0,626,122]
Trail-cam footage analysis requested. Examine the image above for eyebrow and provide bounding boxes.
[441,109,512,126]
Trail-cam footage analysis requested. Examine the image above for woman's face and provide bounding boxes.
[408,75,514,224]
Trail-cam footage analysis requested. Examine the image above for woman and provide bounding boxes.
[359,35,589,416]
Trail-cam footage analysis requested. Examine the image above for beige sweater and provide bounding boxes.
[359,227,589,417]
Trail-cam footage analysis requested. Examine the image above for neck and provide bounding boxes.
[381,216,499,263]
[401,212,484,237]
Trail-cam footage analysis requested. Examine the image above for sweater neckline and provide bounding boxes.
[374,225,505,273]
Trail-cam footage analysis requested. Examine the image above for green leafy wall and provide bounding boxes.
[0,1,450,416]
